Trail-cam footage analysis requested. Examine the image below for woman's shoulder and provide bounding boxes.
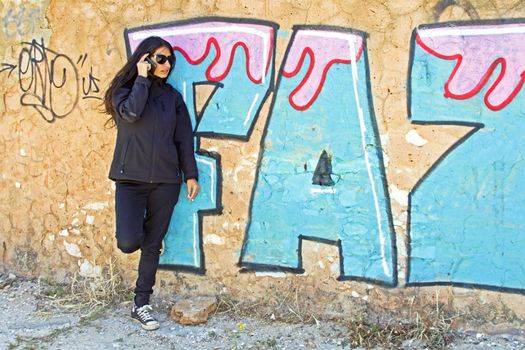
[113,80,134,96]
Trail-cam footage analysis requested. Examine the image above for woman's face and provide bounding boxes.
[151,46,173,79]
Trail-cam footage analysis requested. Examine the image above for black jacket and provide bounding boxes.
[108,76,198,183]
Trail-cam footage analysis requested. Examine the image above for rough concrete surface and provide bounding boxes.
[1,275,525,350]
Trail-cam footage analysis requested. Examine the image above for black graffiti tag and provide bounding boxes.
[17,38,79,123]
[77,54,101,100]
[0,63,16,77]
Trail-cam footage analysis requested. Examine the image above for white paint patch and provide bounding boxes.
[397,210,408,222]
[233,159,256,183]
[80,4,97,19]
[390,185,409,206]
[19,148,27,157]
[86,215,95,225]
[64,241,82,257]
[318,261,325,269]
[59,229,69,237]
[71,218,81,227]
[351,291,360,298]
[330,262,339,274]
[383,152,390,168]
[204,234,225,245]
[393,220,404,227]
[405,129,428,147]
[83,202,108,210]
[380,133,389,146]
[48,235,55,241]
[102,236,107,241]
[255,271,287,278]
[79,259,101,278]
[70,229,81,236]
[310,188,337,194]
[58,203,65,209]
[362,296,369,301]
[15,182,21,188]
[222,222,229,229]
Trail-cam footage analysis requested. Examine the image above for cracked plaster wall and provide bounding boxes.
[1,0,525,325]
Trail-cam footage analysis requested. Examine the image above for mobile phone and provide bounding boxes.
[145,56,157,73]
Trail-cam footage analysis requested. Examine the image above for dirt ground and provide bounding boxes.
[1,274,525,350]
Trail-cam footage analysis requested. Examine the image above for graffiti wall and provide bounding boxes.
[2,0,525,323]
[407,21,525,292]
[240,26,396,286]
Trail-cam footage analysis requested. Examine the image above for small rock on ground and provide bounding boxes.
[170,296,218,325]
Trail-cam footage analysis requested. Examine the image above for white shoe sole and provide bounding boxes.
[130,316,160,331]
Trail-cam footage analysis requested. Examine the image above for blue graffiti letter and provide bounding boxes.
[408,22,525,291]
[240,27,396,285]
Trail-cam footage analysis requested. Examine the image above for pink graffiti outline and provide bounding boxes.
[128,23,274,85]
[173,37,272,84]
[282,30,364,111]
[416,25,525,111]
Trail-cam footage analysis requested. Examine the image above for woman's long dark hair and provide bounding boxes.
[103,36,174,126]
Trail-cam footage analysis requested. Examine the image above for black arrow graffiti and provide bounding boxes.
[0,63,17,78]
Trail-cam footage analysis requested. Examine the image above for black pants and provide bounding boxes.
[115,181,181,307]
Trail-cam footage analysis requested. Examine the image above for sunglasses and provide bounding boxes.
[150,54,175,65]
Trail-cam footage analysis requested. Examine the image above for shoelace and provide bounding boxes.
[137,305,154,322]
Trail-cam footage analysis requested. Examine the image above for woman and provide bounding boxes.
[104,36,199,331]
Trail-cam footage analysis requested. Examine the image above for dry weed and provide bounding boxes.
[347,312,456,349]
[37,257,131,319]
[215,286,458,349]
[346,291,458,349]
[215,281,319,324]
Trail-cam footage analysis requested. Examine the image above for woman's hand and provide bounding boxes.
[137,53,151,77]
[187,179,200,202]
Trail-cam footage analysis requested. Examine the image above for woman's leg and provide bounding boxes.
[134,182,181,307]
[114,182,149,254]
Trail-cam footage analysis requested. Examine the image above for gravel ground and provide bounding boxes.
[1,275,525,350]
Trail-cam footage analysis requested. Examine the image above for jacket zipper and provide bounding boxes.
[120,139,131,174]
[149,103,158,183]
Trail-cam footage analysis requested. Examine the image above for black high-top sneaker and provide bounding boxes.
[131,304,160,331]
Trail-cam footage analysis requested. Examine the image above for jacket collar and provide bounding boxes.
[149,75,168,98]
